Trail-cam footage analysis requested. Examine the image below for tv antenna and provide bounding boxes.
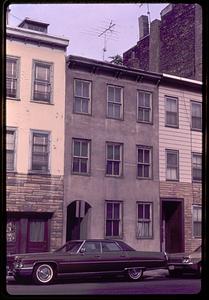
[98,20,116,61]
[137,3,151,29]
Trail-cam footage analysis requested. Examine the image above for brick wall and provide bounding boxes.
[160,181,202,252]
[6,173,64,251]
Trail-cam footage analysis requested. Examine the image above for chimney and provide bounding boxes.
[138,15,149,40]
[6,6,10,25]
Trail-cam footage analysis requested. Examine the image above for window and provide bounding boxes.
[82,241,101,253]
[31,131,50,172]
[137,146,152,178]
[192,153,202,181]
[192,205,201,238]
[74,79,91,114]
[166,149,179,180]
[106,142,122,176]
[191,101,202,130]
[165,96,178,127]
[6,129,16,171]
[6,57,19,98]
[137,202,153,238]
[137,91,152,123]
[29,220,45,242]
[32,61,52,102]
[105,201,122,238]
[101,241,121,252]
[107,85,123,119]
[72,139,90,175]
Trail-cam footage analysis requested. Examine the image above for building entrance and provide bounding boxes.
[66,200,91,241]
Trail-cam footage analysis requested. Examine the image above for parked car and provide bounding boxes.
[167,245,201,277]
[7,239,168,285]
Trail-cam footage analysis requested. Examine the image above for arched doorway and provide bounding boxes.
[66,200,91,241]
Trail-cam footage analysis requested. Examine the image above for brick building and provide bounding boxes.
[6,18,69,254]
[123,3,202,81]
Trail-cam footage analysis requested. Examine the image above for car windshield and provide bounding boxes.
[54,241,83,253]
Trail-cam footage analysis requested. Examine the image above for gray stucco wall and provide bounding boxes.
[64,64,160,251]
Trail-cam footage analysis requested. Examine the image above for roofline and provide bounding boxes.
[6,25,69,49]
[18,18,49,28]
[162,73,202,85]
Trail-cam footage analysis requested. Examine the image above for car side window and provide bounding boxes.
[102,241,122,252]
[82,241,101,253]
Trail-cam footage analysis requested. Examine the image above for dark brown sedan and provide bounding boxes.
[8,239,168,284]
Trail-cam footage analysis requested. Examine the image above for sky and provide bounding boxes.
[8,3,168,61]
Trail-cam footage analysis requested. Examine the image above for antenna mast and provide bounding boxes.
[98,20,116,61]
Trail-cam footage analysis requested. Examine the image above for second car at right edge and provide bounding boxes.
[167,245,201,277]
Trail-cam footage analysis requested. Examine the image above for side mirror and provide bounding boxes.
[80,247,86,253]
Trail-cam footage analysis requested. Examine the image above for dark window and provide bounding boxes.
[6,57,18,98]
[105,201,122,238]
[6,129,16,171]
[165,96,178,127]
[107,85,123,119]
[137,202,152,238]
[101,241,121,252]
[33,62,52,102]
[82,241,101,253]
[72,139,90,174]
[31,132,49,172]
[137,91,152,123]
[137,146,152,178]
[192,205,201,238]
[106,143,122,176]
[166,149,179,180]
[29,220,45,242]
[191,102,202,130]
[74,79,91,114]
[192,153,202,181]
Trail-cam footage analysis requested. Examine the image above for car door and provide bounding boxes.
[98,241,128,272]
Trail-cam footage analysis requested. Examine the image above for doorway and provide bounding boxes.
[161,199,184,253]
[66,200,91,241]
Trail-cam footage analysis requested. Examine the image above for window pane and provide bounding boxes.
[106,161,113,175]
[108,103,114,117]
[194,223,201,237]
[138,91,144,106]
[144,165,150,177]
[144,93,150,107]
[106,203,113,219]
[7,152,14,170]
[7,59,17,77]
[113,203,120,219]
[81,141,88,157]
[144,150,150,163]
[83,82,89,97]
[138,108,143,121]
[114,104,121,119]
[35,65,50,81]
[29,220,44,242]
[114,145,120,160]
[80,158,87,173]
[138,204,143,219]
[137,165,143,177]
[7,131,15,150]
[82,99,89,113]
[113,220,119,236]
[167,168,177,180]
[108,86,114,102]
[115,88,121,103]
[75,97,82,112]
[113,161,120,175]
[72,157,79,172]
[138,149,143,163]
[144,109,150,122]
[144,204,150,219]
[167,98,177,112]
[74,141,80,156]
[106,220,112,236]
[192,103,201,117]
[107,145,113,159]
[167,152,177,166]
[75,80,82,96]
[167,112,177,125]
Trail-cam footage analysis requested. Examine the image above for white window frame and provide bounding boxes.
[165,96,179,128]
[192,205,202,238]
[107,85,123,120]
[166,149,179,181]
[6,56,20,99]
[191,101,202,131]
[137,90,153,123]
[73,79,91,114]
[106,142,123,177]
[105,201,123,238]
[31,60,53,103]
[137,145,152,179]
[6,127,17,172]
[136,202,153,239]
[29,129,51,174]
[72,138,90,175]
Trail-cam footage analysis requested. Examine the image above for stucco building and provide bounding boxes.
[6,18,69,254]
[123,3,202,81]
[64,55,162,251]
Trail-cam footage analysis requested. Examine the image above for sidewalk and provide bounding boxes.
[144,269,169,278]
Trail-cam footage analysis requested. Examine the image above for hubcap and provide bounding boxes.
[129,268,142,279]
[36,264,53,283]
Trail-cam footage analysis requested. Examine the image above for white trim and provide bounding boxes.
[162,73,202,85]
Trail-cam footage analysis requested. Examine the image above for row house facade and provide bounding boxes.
[6,18,69,254]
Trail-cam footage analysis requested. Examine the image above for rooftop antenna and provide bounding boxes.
[98,20,116,61]
[137,3,151,33]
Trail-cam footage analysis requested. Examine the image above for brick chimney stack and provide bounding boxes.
[138,15,149,40]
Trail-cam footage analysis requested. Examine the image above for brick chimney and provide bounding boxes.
[138,15,149,40]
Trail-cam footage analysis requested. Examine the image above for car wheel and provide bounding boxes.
[33,263,56,285]
[127,268,143,281]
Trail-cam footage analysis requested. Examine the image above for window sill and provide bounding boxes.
[165,179,179,182]
[30,100,54,105]
[192,179,202,183]
[165,124,179,129]
[136,237,153,240]
[71,172,91,177]
[7,97,21,101]
[137,120,153,125]
[191,128,202,132]
[136,176,152,180]
[106,116,124,121]
[28,171,51,176]
[73,111,92,116]
[105,174,123,179]
[6,170,17,175]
